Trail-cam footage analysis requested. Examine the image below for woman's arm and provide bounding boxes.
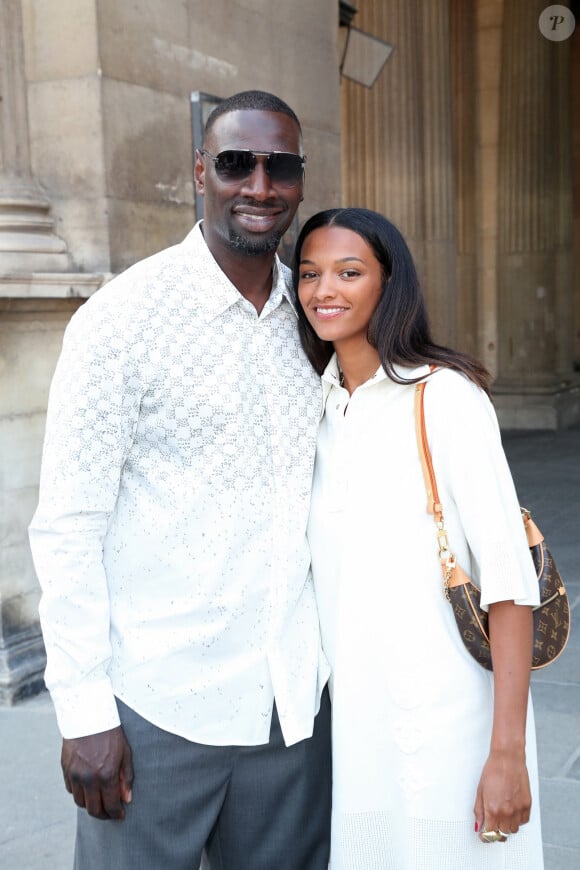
[425,371,539,840]
[474,600,534,840]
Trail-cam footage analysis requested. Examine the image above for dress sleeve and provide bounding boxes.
[424,369,539,610]
[28,286,145,738]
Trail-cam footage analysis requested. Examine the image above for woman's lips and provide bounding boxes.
[313,306,347,319]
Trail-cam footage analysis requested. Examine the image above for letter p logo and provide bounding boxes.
[539,5,576,41]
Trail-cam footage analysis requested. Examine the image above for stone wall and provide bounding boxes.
[21,0,342,273]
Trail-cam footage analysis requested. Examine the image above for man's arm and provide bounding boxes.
[29,290,144,815]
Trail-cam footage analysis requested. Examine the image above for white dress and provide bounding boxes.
[309,358,544,870]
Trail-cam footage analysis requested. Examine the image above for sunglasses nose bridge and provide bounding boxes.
[240,155,275,196]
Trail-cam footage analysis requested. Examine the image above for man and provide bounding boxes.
[29,90,331,870]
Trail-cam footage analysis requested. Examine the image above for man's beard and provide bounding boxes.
[228,228,284,256]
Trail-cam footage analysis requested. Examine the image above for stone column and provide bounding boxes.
[0,0,69,274]
[340,0,426,275]
[340,0,458,346]
[573,28,580,369]
[450,0,478,356]
[494,0,579,428]
[0,0,102,703]
[473,0,503,378]
[420,0,458,346]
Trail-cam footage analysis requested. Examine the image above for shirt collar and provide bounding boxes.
[320,353,431,405]
[179,221,294,322]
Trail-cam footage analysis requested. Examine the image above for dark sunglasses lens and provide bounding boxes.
[212,151,304,186]
[268,153,304,186]
[214,150,255,179]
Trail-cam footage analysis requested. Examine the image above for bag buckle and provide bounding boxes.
[437,526,450,559]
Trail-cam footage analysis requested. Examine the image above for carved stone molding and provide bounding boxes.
[0,0,70,274]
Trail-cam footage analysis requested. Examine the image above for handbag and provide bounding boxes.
[414,379,570,671]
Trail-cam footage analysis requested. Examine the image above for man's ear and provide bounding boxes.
[194,149,205,194]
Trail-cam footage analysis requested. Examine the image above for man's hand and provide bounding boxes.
[61,726,134,820]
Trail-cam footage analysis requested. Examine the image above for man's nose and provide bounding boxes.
[240,159,275,199]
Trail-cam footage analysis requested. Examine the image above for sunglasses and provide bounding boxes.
[200,149,306,188]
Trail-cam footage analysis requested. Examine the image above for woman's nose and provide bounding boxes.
[312,276,337,301]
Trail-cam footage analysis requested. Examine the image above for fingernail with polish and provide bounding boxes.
[474,822,479,832]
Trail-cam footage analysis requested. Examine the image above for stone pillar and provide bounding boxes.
[473,0,503,378]
[420,0,458,346]
[340,0,425,272]
[0,0,70,274]
[0,0,102,703]
[340,0,458,345]
[341,0,423,235]
[573,26,580,369]
[450,0,478,356]
[493,0,579,428]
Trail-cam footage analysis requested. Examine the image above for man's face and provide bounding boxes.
[195,109,304,257]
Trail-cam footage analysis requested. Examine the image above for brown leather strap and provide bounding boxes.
[414,381,442,521]
[414,374,471,592]
[414,375,545,594]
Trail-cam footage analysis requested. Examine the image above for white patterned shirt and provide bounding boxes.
[29,222,329,747]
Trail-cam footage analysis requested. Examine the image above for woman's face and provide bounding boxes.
[297,226,384,348]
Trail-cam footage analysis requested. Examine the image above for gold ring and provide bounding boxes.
[481,829,508,843]
[498,829,510,839]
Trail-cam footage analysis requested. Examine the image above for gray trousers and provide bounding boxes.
[74,690,331,870]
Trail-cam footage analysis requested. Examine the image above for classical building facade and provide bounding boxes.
[0,0,578,701]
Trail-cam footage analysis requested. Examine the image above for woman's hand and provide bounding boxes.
[474,747,531,841]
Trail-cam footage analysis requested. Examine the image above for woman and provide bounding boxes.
[293,208,544,869]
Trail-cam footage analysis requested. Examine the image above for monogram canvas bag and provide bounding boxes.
[414,379,570,671]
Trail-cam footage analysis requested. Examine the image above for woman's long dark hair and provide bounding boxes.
[291,208,491,395]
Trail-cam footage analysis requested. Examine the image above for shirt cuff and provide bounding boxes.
[50,679,121,739]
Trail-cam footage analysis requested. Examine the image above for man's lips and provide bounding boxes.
[232,205,284,232]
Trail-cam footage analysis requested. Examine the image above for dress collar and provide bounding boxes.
[320,352,432,405]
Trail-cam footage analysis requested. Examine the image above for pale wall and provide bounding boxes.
[22,0,342,274]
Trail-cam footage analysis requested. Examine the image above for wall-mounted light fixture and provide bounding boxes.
[339,1,394,88]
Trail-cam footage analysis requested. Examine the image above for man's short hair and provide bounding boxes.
[204,90,302,140]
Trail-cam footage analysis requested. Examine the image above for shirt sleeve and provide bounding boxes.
[29,287,145,738]
[425,369,540,610]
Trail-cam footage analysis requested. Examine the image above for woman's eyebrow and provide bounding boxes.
[299,256,365,265]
